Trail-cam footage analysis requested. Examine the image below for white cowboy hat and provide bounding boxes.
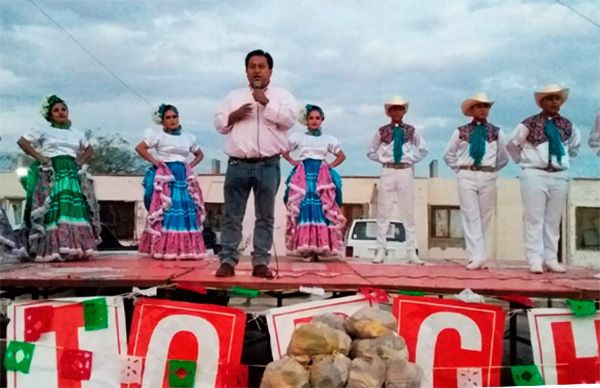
[461,92,495,117]
[534,84,569,108]
[384,95,409,116]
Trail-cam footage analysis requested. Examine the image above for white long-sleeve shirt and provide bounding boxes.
[213,85,298,158]
[506,112,581,171]
[589,111,600,156]
[443,121,509,172]
[367,122,428,165]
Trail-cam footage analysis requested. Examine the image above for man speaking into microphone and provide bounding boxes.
[214,49,298,279]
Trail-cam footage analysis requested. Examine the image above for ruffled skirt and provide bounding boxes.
[138,162,206,260]
[284,159,345,257]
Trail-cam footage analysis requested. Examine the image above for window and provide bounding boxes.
[576,207,600,251]
[99,201,135,240]
[429,206,465,248]
[341,204,366,234]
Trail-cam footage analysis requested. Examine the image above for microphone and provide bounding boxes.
[252,80,262,89]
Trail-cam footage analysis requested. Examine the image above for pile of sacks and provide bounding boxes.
[260,306,423,388]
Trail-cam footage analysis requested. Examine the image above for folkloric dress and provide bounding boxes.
[138,127,206,260]
[22,125,101,261]
[284,131,345,257]
[506,112,581,267]
[443,121,509,263]
[367,122,428,254]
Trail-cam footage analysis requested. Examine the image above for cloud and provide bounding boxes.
[0,0,598,178]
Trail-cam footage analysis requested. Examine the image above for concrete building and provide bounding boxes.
[1,170,598,269]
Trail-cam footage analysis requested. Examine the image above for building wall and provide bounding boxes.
[566,178,600,267]
[1,172,598,269]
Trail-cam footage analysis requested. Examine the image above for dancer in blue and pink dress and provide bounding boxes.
[282,104,346,261]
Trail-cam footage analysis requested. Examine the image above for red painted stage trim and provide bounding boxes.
[1,255,598,298]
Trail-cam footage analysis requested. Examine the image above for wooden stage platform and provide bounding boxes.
[1,253,598,299]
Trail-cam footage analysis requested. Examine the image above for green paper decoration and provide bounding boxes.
[168,360,196,387]
[83,297,109,331]
[4,341,35,373]
[230,286,260,298]
[511,365,544,386]
[398,290,425,296]
[566,299,597,317]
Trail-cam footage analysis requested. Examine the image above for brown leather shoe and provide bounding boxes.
[215,263,235,277]
[252,264,275,279]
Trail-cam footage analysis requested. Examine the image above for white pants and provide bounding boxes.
[376,168,416,250]
[520,170,568,266]
[457,170,497,262]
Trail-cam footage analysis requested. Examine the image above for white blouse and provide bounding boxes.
[443,126,510,172]
[287,132,341,160]
[22,125,89,158]
[143,128,200,163]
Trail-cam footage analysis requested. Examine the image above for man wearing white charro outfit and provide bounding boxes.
[589,111,600,279]
[444,92,509,270]
[367,96,428,264]
[507,84,581,274]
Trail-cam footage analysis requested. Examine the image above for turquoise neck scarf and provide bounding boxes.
[51,120,72,130]
[164,126,182,136]
[393,123,404,163]
[469,122,487,165]
[544,118,565,164]
[306,128,322,137]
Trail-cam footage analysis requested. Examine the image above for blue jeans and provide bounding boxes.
[219,157,281,267]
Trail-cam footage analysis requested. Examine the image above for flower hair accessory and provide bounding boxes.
[297,104,324,125]
[39,95,66,122]
[152,104,166,125]
[297,106,308,126]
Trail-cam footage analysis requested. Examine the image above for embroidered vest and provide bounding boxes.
[378,123,415,144]
[522,113,572,147]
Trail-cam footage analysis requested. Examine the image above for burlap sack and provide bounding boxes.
[260,356,310,388]
[309,353,351,388]
[344,306,398,339]
[311,313,347,332]
[345,356,387,388]
[385,353,424,388]
[334,327,352,356]
[287,322,350,357]
[350,333,408,360]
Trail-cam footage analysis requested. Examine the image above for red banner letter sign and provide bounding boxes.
[126,298,246,388]
[393,295,505,388]
[528,308,600,384]
[7,297,127,388]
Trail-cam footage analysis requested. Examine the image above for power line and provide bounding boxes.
[555,0,600,29]
[27,0,153,107]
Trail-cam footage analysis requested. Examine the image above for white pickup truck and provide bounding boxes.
[344,218,407,261]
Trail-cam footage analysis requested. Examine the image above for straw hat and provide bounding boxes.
[384,95,409,116]
[534,84,569,108]
[461,92,494,117]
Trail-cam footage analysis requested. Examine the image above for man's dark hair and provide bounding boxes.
[245,49,273,69]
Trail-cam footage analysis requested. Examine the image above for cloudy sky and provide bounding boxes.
[0,0,598,177]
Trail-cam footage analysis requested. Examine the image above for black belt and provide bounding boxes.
[382,162,411,169]
[229,155,280,164]
[534,166,563,173]
[459,165,495,172]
